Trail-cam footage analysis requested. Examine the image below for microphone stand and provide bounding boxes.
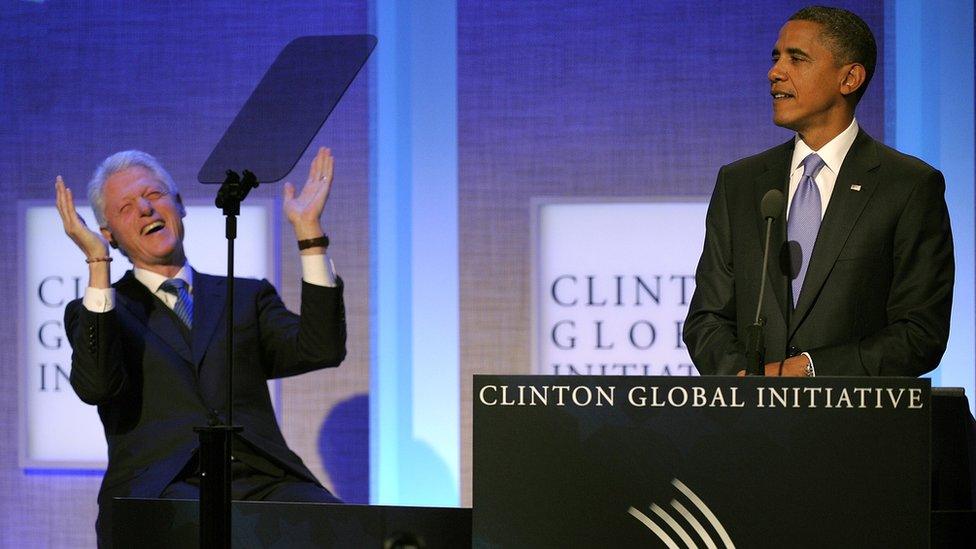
[747,189,784,376]
[746,216,775,376]
[194,169,258,549]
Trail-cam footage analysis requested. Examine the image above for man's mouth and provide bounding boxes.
[771,91,794,100]
[142,221,165,235]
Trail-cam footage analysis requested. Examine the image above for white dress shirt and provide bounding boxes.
[786,118,860,221]
[786,118,860,375]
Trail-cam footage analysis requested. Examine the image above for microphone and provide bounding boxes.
[760,188,785,222]
[746,189,784,375]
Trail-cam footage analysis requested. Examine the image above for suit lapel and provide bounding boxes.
[115,272,150,325]
[753,140,793,327]
[191,271,226,369]
[115,271,193,365]
[790,130,881,336]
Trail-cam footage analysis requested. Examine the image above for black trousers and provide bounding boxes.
[97,460,340,548]
[158,459,341,502]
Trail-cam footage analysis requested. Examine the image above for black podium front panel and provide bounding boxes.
[113,499,471,548]
[473,375,930,548]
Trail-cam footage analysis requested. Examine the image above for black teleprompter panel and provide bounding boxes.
[474,375,930,548]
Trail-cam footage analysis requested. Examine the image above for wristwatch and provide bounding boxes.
[805,362,815,377]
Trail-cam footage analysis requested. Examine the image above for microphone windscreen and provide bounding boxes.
[761,189,785,220]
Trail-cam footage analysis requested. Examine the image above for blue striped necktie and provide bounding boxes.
[788,153,826,307]
[160,278,193,329]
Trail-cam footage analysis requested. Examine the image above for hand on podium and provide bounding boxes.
[737,354,811,377]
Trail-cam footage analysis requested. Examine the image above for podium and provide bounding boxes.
[112,499,470,548]
[109,376,974,547]
[474,375,975,548]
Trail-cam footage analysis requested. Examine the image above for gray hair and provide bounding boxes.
[87,150,179,227]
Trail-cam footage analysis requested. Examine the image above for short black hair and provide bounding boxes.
[789,6,877,103]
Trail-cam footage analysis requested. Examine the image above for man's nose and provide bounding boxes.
[768,63,786,83]
[136,197,154,215]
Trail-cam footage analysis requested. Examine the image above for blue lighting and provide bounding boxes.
[369,0,460,506]
[890,0,975,403]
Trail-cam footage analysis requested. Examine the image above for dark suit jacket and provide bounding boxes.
[684,129,953,376]
[65,270,346,507]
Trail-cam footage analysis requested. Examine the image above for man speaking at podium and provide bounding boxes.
[684,7,954,377]
[55,147,345,546]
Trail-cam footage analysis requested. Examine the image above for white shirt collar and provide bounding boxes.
[134,264,193,294]
[792,118,860,176]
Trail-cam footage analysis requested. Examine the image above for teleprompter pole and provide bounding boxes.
[195,169,257,548]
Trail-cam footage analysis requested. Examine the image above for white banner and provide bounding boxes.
[533,199,708,376]
[20,203,274,469]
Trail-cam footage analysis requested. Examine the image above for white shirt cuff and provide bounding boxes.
[301,253,337,287]
[83,287,115,313]
[802,352,815,376]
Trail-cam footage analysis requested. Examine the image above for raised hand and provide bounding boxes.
[55,176,110,259]
[283,147,333,240]
[55,175,111,289]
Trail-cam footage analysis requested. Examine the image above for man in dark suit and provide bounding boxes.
[55,147,345,546]
[684,6,953,377]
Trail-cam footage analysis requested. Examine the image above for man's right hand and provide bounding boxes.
[736,355,811,377]
[55,176,112,288]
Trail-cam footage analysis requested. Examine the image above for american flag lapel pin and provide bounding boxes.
[850,184,862,191]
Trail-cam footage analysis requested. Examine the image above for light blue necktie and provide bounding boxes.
[160,278,193,329]
[788,153,826,307]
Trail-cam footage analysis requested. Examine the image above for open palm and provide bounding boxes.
[55,175,109,258]
[283,147,333,239]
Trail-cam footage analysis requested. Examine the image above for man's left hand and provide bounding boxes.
[284,146,334,240]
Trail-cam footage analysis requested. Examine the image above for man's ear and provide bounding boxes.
[100,227,118,249]
[840,63,867,97]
